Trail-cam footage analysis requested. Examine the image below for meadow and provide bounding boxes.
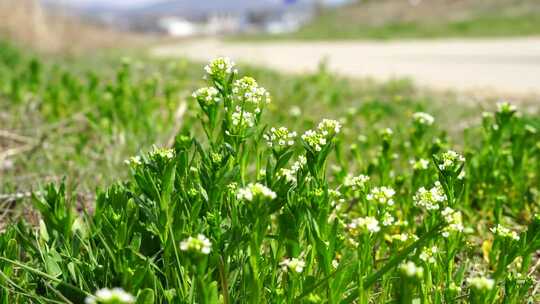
[1,40,540,303]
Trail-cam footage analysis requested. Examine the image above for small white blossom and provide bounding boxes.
[289,106,302,117]
[437,150,465,171]
[192,86,221,107]
[263,127,297,148]
[381,213,395,226]
[410,158,430,171]
[280,257,306,273]
[413,182,447,211]
[413,112,435,126]
[343,174,370,191]
[441,207,464,237]
[279,156,307,183]
[399,261,424,278]
[317,119,342,137]
[180,234,212,255]
[496,101,517,115]
[490,224,520,241]
[85,288,135,304]
[467,276,495,291]
[124,155,142,167]
[204,57,237,79]
[149,146,174,160]
[367,187,396,206]
[419,246,438,263]
[348,217,381,234]
[231,106,256,129]
[231,76,271,111]
[236,183,276,202]
[302,129,327,152]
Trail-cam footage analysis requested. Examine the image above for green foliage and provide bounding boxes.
[1,51,540,303]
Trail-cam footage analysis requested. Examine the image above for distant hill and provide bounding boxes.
[279,0,540,39]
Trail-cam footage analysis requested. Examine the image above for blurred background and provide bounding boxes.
[2,0,540,94]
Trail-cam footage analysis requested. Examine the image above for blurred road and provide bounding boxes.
[152,38,540,95]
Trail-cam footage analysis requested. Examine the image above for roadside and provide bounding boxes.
[152,37,540,98]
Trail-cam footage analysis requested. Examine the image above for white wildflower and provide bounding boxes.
[231,106,256,129]
[180,234,212,255]
[289,106,302,117]
[467,276,495,291]
[302,129,327,152]
[490,224,520,241]
[367,187,396,206]
[85,288,135,304]
[231,76,271,111]
[236,183,276,202]
[399,261,424,278]
[419,246,438,264]
[413,112,435,126]
[496,101,517,115]
[192,86,221,107]
[280,257,306,273]
[410,158,430,171]
[317,119,342,137]
[343,174,370,191]
[348,217,381,234]
[124,155,142,167]
[441,207,464,237]
[149,146,174,160]
[437,150,465,171]
[263,127,297,148]
[381,213,395,226]
[413,182,446,211]
[204,57,237,79]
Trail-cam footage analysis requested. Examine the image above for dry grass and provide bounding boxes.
[0,0,151,54]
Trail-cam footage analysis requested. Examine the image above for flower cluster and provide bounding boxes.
[441,207,464,237]
[236,183,277,202]
[279,156,307,183]
[302,119,342,152]
[412,112,435,126]
[410,158,430,171]
[490,224,520,241]
[231,76,271,112]
[280,257,306,273]
[399,261,424,279]
[366,186,396,206]
[180,234,212,255]
[149,146,175,160]
[204,57,237,81]
[85,288,135,304]
[467,276,495,291]
[348,216,381,234]
[124,155,142,167]
[192,86,221,107]
[231,107,256,129]
[437,150,465,171]
[496,101,517,115]
[301,129,327,152]
[343,174,370,191]
[419,246,438,264]
[317,119,342,137]
[413,182,447,211]
[263,127,297,148]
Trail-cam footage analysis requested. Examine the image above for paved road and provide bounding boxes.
[152,38,540,95]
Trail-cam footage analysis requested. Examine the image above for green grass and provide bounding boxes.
[235,1,540,41]
[1,40,540,303]
[289,13,540,40]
